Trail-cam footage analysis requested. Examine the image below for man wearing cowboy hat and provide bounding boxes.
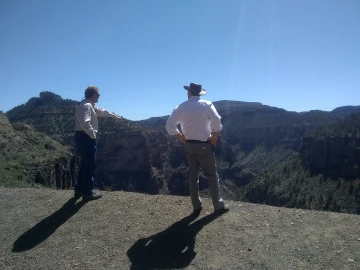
[74,85,122,201]
[166,83,229,214]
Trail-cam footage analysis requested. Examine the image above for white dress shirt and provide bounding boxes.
[166,96,223,141]
[75,98,114,139]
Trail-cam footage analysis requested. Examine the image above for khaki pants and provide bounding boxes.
[184,142,225,211]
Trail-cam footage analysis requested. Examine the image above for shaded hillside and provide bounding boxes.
[1,188,359,270]
[242,113,360,214]
[0,112,76,188]
[302,112,360,180]
[243,155,360,214]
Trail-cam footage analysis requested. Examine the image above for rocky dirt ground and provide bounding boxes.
[0,187,359,270]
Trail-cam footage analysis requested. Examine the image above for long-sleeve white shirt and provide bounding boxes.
[166,96,223,141]
[75,98,114,139]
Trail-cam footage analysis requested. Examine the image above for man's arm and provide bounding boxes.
[207,103,223,146]
[95,107,122,120]
[166,107,186,143]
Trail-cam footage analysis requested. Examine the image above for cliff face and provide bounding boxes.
[0,112,78,188]
[298,112,360,180]
[33,155,79,189]
[302,136,360,179]
[95,131,169,194]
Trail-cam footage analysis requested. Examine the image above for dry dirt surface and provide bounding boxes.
[0,187,359,270]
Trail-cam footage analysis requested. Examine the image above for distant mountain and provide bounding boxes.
[331,106,360,118]
[137,102,360,136]
[136,100,341,154]
[136,116,169,132]
[136,101,263,131]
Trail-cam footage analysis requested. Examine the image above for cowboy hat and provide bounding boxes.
[183,83,206,96]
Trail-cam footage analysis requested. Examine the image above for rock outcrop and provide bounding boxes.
[0,111,14,132]
[39,91,63,102]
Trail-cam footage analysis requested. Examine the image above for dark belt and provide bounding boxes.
[186,140,209,143]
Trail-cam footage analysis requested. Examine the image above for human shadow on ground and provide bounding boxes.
[127,211,222,269]
[12,197,86,252]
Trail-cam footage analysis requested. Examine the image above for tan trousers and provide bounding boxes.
[184,141,225,211]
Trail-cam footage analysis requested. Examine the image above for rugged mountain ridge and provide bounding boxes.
[5,92,360,214]
[137,100,347,152]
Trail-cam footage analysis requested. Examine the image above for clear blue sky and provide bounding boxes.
[1,0,359,120]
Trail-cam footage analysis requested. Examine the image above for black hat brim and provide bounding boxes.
[183,86,206,96]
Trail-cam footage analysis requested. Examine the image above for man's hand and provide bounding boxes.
[208,132,219,146]
[112,114,122,120]
[176,133,186,144]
